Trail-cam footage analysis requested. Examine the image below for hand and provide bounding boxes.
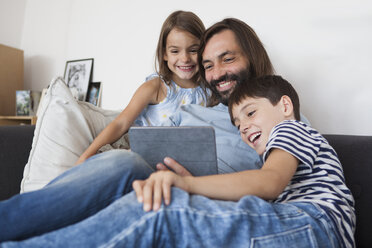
[75,156,86,165]
[156,157,192,176]
[133,170,186,212]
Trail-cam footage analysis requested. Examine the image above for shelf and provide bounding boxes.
[0,116,37,126]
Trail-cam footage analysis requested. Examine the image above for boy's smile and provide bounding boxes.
[232,97,291,155]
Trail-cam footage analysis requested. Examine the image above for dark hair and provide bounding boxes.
[198,18,274,81]
[228,75,301,122]
[155,10,205,85]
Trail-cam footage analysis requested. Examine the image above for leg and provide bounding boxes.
[0,150,153,242]
[2,188,341,248]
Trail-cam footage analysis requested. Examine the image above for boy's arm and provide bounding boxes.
[133,149,298,211]
[185,148,298,201]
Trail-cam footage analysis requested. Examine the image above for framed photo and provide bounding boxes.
[63,58,94,101]
[16,90,41,116]
[86,82,102,106]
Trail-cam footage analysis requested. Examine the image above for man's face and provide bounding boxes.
[201,29,250,105]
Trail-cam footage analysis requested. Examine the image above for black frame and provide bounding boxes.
[63,58,94,101]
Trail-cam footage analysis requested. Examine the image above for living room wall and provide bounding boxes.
[1,0,371,135]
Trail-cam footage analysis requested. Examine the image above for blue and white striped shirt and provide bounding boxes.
[263,120,355,248]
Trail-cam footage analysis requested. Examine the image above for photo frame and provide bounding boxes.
[63,58,94,101]
[86,82,102,106]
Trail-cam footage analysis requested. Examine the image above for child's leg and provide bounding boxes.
[0,150,154,242]
[2,188,340,247]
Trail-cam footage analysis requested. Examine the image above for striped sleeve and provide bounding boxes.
[263,121,322,172]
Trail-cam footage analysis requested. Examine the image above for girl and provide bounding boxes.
[76,11,208,164]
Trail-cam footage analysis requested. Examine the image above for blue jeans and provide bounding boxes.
[0,150,154,242]
[2,188,341,247]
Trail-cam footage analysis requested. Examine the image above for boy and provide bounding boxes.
[227,75,355,247]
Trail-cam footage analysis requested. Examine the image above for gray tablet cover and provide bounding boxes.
[129,126,218,176]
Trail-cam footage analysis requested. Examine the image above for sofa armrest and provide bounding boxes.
[0,125,35,200]
[324,134,372,248]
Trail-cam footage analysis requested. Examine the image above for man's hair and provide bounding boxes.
[228,75,301,122]
[198,18,274,80]
[156,10,205,84]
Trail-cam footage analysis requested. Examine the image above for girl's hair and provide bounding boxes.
[155,10,205,85]
[228,75,301,123]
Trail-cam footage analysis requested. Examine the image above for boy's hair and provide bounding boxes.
[228,75,301,122]
[155,10,205,84]
[198,18,274,81]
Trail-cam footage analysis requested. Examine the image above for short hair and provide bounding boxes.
[155,10,205,84]
[228,75,301,123]
[198,18,274,80]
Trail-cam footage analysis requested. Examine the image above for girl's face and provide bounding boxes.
[163,28,200,86]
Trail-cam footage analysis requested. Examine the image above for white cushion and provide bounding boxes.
[20,77,120,193]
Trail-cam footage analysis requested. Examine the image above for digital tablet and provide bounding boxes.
[128,126,218,176]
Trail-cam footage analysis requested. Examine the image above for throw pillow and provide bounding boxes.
[20,77,120,193]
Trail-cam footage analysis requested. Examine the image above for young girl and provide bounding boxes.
[76,11,208,164]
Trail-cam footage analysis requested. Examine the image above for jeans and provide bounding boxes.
[2,188,341,248]
[0,150,154,242]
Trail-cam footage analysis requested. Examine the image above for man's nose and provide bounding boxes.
[211,63,225,81]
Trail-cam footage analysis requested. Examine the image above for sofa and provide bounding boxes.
[0,125,371,247]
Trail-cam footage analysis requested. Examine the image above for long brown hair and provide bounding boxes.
[155,10,205,85]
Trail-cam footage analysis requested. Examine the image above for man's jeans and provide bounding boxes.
[2,188,341,247]
[0,150,154,242]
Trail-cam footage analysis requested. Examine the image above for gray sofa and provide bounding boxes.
[0,125,371,247]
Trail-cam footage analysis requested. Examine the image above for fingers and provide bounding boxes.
[132,180,145,203]
[163,157,192,176]
[133,171,174,212]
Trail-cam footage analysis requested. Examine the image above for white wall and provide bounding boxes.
[1,0,371,135]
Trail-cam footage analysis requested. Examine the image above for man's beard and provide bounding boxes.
[208,69,251,105]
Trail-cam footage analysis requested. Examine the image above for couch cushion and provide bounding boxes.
[20,77,120,192]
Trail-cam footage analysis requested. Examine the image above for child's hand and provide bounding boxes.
[156,157,192,176]
[133,170,183,212]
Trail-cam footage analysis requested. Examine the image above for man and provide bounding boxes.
[0,19,273,246]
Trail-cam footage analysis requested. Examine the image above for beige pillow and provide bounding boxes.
[20,77,120,193]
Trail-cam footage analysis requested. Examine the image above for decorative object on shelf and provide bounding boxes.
[86,82,102,106]
[16,90,41,116]
[63,58,94,101]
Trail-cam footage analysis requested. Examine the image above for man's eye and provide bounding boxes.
[224,57,234,63]
[203,64,212,70]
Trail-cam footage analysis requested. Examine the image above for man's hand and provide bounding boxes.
[132,157,192,212]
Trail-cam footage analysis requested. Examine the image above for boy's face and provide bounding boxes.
[231,96,293,155]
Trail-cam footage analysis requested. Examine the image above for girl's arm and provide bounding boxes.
[133,149,298,211]
[76,78,165,164]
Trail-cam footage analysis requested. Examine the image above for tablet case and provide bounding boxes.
[129,126,218,176]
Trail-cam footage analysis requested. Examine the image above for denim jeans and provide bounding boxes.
[0,150,154,242]
[2,188,341,248]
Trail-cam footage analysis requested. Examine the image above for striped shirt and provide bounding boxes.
[263,120,355,248]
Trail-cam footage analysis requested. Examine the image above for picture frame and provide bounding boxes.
[63,58,94,101]
[86,82,102,106]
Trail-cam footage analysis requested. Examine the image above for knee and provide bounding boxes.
[96,150,153,175]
